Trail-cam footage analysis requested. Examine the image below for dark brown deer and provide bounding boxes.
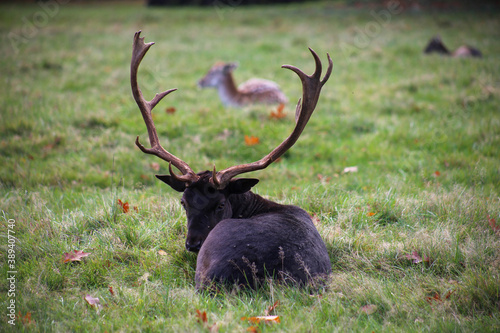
[424,35,482,58]
[131,31,333,290]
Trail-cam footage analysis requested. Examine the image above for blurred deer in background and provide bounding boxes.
[131,31,332,290]
[424,35,482,58]
[198,61,288,107]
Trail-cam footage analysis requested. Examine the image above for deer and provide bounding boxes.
[424,35,482,58]
[131,31,333,290]
[198,61,288,107]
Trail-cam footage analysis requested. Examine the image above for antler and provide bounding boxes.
[131,31,199,185]
[211,48,333,189]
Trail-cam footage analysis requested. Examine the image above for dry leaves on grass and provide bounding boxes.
[488,215,500,234]
[16,312,35,326]
[117,199,138,213]
[195,310,218,332]
[63,250,90,263]
[241,300,281,330]
[269,104,286,119]
[84,294,102,312]
[405,251,431,265]
[244,135,260,146]
[360,304,378,315]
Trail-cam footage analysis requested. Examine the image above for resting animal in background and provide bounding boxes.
[424,35,482,58]
[131,31,332,290]
[198,62,288,107]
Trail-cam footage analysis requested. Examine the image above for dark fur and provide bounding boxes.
[424,35,482,58]
[157,171,332,289]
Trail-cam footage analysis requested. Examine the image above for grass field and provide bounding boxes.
[1,1,499,331]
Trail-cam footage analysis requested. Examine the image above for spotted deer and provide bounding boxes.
[131,31,332,290]
[198,61,288,107]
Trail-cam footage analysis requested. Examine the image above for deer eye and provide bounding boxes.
[216,202,225,211]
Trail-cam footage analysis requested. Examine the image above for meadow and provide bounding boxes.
[1,1,499,331]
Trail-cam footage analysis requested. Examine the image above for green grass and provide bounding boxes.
[1,1,499,331]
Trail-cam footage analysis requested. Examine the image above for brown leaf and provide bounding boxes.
[360,304,377,315]
[42,136,62,152]
[108,286,114,296]
[247,327,261,333]
[433,170,441,177]
[265,300,280,316]
[405,251,422,264]
[367,212,376,217]
[244,135,260,146]
[165,106,176,114]
[196,309,207,324]
[117,199,130,213]
[16,311,34,325]
[158,250,168,256]
[63,250,91,263]
[84,294,102,312]
[488,215,500,233]
[317,174,331,183]
[444,289,456,299]
[242,316,280,324]
[270,103,286,119]
[425,293,442,305]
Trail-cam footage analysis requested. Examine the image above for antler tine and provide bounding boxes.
[131,31,199,185]
[212,48,333,189]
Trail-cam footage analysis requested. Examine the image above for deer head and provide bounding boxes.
[131,31,332,252]
[197,62,238,88]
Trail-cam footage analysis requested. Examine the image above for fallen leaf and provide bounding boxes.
[317,174,331,183]
[42,136,62,152]
[343,166,358,173]
[265,301,280,316]
[165,106,176,114]
[433,170,441,177]
[158,250,168,256]
[196,309,208,324]
[244,135,260,146]
[117,199,129,213]
[488,215,500,233]
[84,294,102,312]
[367,212,376,217]
[360,304,377,315]
[63,250,91,263]
[270,104,286,119]
[425,293,442,304]
[444,289,455,299]
[108,286,114,296]
[242,316,281,324]
[16,311,34,325]
[405,251,422,264]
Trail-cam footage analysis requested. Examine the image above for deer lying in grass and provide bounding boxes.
[198,62,288,107]
[131,31,332,290]
[424,35,482,58]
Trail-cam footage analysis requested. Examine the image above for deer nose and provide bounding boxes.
[186,240,202,252]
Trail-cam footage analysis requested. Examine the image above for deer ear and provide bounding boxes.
[226,178,259,195]
[224,62,238,73]
[156,175,186,192]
